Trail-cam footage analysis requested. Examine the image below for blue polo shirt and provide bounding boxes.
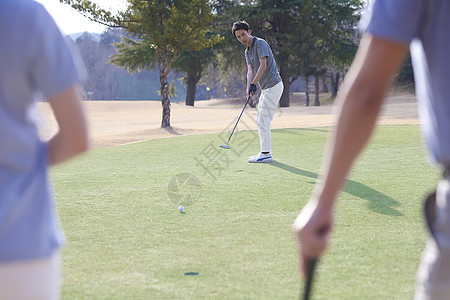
[360,0,450,166]
[0,0,81,262]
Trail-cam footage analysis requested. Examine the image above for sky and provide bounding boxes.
[35,0,127,35]
[37,0,369,35]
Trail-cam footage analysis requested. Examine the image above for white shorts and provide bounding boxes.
[0,252,61,300]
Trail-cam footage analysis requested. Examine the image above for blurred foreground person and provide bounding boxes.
[0,0,88,299]
[292,1,450,299]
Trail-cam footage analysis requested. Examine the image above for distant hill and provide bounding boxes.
[68,32,101,41]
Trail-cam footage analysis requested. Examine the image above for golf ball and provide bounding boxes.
[178,205,184,212]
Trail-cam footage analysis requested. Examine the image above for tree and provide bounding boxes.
[205,1,253,104]
[306,0,361,105]
[252,0,305,107]
[174,47,216,106]
[240,0,361,107]
[394,54,415,90]
[200,53,248,100]
[286,0,361,106]
[61,0,222,128]
[74,31,119,100]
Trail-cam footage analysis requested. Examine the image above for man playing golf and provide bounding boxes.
[232,21,284,163]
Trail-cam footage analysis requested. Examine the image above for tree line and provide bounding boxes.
[68,29,308,103]
[61,0,413,128]
[67,29,187,102]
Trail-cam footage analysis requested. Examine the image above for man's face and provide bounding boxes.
[234,29,252,46]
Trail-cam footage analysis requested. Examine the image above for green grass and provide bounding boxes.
[52,125,440,299]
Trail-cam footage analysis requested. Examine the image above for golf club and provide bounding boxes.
[300,226,327,300]
[220,95,251,149]
[302,258,317,300]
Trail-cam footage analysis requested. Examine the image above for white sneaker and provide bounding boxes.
[248,152,273,163]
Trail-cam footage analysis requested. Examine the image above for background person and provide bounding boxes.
[232,21,284,163]
[292,0,450,299]
[0,0,88,299]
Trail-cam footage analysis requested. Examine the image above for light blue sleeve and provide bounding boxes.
[29,3,82,100]
[359,0,425,45]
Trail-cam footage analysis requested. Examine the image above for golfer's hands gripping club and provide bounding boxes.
[292,199,333,276]
[248,83,257,97]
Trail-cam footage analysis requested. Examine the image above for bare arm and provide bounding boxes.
[292,34,408,275]
[47,85,89,165]
[246,64,255,97]
[247,57,267,96]
[251,56,267,85]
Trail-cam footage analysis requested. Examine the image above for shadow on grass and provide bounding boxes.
[271,161,402,216]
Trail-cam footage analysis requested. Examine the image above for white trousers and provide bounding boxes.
[415,178,450,300]
[0,252,61,300]
[256,81,284,153]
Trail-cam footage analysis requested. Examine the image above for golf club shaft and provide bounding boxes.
[302,258,317,300]
[226,96,251,144]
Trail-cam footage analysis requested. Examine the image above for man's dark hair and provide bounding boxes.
[232,21,250,37]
